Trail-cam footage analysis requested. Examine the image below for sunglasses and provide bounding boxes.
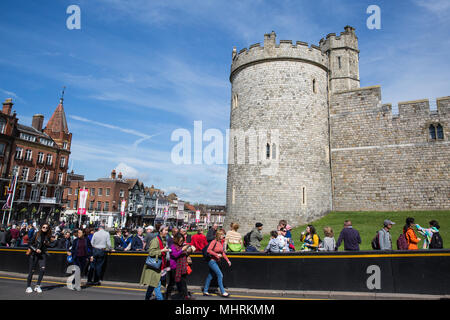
[42,226,48,230]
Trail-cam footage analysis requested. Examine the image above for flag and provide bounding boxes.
[2,173,18,210]
[121,200,126,216]
[77,189,89,215]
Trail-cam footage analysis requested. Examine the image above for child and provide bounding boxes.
[276,228,289,252]
[265,231,281,253]
[319,226,336,251]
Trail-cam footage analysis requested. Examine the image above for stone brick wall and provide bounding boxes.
[330,86,450,211]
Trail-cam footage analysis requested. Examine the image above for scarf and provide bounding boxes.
[157,235,167,270]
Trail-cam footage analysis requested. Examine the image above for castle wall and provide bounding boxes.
[330,87,450,211]
[225,58,332,233]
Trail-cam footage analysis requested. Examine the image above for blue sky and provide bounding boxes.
[0,0,449,204]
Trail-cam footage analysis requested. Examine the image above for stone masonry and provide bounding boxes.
[225,26,449,234]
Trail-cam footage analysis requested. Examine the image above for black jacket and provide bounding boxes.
[71,237,92,259]
[28,233,56,255]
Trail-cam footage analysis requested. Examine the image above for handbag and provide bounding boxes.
[145,255,162,270]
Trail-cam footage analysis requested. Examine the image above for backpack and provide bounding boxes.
[243,231,253,248]
[397,233,409,250]
[430,232,443,249]
[202,240,217,261]
[371,232,381,250]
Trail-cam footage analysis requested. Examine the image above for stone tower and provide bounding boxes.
[225,30,336,233]
[319,25,360,92]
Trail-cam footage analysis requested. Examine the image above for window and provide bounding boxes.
[73,201,77,209]
[120,189,124,198]
[63,142,68,149]
[266,143,270,159]
[37,152,44,164]
[338,56,342,69]
[34,169,41,182]
[31,187,39,202]
[302,187,306,205]
[89,201,94,210]
[58,173,63,185]
[60,157,66,168]
[106,188,110,196]
[25,149,32,161]
[15,147,23,159]
[40,138,54,147]
[0,118,5,134]
[91,188,95,196]
[313,79,316,93]
[20,133,36,142]
[41,187,47,198]
[68,188,72,195]
[46,154,53,165]
[75,188,78,196]
[0,143,4,156]
[12,165,19,176]
[232,186,236,205]
[67,200,71,209]
[232,94,238,109]
[272,143,277,160]
[98,188,103,196]
[429,123,445,140]
[104,202,109,211]
[21,167,29,181]
[43,170,50,184]
[18,185,26,200]
[97,201,102,211]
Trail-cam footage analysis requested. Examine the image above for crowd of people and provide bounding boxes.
[0,216,445,299]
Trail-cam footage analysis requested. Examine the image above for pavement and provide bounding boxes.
[0,271,447,300]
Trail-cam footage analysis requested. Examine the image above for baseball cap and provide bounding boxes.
[384,219,395,226]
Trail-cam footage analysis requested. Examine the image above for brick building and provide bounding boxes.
[62,169,130,228]
[0,97,71,223]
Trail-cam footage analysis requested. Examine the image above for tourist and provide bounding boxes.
[403,217,421,250]
[0,226,6,246]
[319,227,336,251]
[265,230,282,253]
[10,225,20,247]
[377,220,395,250]
[224,223,243,252]
[167,226,179,248]
[191,227,208,252]
[140,225,170,300]
[299,225,320,251]
[25,223,57,293]
[87,224,112,286]
[113,229,124,251]
[57,231,73,250]
[246,223,263,252]
[416,220,442,249]
[179,228,192,245]
[169,233,195,300]
[144,226,156,250]
[206,223,218,242]
[121,229,133,251]
[336,220,361,251]
[276,228,290,252]
[203,229,231,297]
[131,227,145,251]
[70,229,92,278]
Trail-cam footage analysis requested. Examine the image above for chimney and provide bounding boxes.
[32,114,44,131]
[118,172,123,179]
[111,170,116,179]
[2,98,13,115]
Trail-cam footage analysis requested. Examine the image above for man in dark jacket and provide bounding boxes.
[206,224,218,242]
[336,220,361,251]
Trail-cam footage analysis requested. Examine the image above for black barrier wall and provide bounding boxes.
[1,247,450,295]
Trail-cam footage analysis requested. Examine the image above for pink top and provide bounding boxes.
[207,240,230,264]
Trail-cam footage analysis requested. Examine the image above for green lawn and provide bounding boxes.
[260,210,450,251]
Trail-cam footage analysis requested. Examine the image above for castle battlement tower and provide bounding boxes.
[226,30,336,233]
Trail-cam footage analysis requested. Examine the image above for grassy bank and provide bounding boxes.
[260,210,450,251]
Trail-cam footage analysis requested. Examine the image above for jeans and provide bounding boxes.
[246,245,258,252]
[88,248,105,283]
[145,280,163,300]
[203,259,225,294]
[27,254,46,287]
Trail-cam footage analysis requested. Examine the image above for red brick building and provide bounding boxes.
[0,97,71,223]
[62,170,130,228]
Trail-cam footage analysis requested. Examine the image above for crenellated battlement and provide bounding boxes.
[319,25,359,53]
[230,31,328,80]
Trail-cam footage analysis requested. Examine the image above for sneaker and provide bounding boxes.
[34,285,42,293]
[26,287,33,293]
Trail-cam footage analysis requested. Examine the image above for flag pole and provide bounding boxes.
[7,171,19,225]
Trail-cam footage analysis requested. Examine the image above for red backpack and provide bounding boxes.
[397,232,409,250]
